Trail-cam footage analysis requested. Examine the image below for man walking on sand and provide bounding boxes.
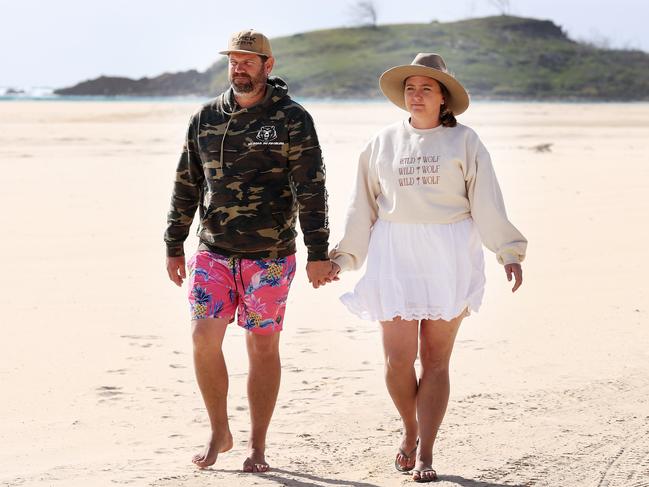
[164,29,334,472]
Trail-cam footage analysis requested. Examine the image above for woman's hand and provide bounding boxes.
[329,262,341,282]
[505,263,523,293]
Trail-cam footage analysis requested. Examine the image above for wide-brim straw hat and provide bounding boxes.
[379,53,469,115]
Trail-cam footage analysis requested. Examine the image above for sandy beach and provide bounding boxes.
[1,100,648,487]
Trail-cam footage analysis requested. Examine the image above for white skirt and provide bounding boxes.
[340,218,486,322]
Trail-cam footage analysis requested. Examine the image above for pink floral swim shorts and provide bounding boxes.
[187,251,296,335]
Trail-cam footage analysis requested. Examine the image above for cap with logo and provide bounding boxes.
[219,29,273,57]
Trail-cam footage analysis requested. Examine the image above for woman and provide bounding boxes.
[329,53,527,482]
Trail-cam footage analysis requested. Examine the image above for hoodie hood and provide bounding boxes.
[210,76,291,180]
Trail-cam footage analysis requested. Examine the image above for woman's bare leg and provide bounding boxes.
[381,317,419,470]
[413,312,464,481]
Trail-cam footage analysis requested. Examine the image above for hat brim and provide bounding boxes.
[219,49,272,57]
[379,65,469,115]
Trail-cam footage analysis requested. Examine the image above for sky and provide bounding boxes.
[1,0,648,89]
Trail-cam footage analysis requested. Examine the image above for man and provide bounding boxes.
[164,29,334,472]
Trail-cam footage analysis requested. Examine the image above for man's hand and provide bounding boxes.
[167,255,186,287]
[505,263,523,293]
[306,260,338,289]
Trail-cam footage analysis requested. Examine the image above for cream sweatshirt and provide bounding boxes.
[330,120,527,272]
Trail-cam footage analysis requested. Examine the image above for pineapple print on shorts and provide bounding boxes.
[191,285,224,320]
[254,257,288,287]
[242,294,277,331]
[191,286,211,319]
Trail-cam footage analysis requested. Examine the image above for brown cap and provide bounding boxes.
[219,29,273,57]
[379,53,470,115]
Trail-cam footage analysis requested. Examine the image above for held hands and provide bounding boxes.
[166,255,186,287]
[505,263,523,293]
[306,260,341,289]
[168,255,342,289]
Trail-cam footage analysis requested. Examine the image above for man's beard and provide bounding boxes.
[231,72,266,95]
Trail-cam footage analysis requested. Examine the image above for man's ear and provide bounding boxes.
[265,56,275,75]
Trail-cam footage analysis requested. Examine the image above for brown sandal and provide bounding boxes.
[412,467,438,483]
[394,439,419,472]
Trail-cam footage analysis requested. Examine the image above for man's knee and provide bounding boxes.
[247,332,280,361]
[192,319,226,352]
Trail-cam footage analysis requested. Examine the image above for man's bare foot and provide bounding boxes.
[192,430,233,469]
[242,447,269,473]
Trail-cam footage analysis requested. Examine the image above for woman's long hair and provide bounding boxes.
[439,83,457,127]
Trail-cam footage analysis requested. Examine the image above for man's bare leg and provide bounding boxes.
[191,318,234,468]
[243,331,281,472]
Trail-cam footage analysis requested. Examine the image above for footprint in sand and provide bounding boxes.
[121,335,163,348]
[97,386,124,398]
[120,334,161,340]
[106,368,128,375]
[126,356,147,362]
[296,328,318,334]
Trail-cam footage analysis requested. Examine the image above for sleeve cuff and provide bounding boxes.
[497,250,524,265]
[307,248,329,261]
[166,245,185,257]
[329,252,354,273]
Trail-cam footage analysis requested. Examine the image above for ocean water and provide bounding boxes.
[0,85,214,102]
[0,87,643,105]
[0,92,206,103]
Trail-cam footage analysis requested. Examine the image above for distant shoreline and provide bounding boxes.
[2,95,649,105]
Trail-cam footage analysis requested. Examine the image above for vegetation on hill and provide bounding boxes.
[55,16,649,100]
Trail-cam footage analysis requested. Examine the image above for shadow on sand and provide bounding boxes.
[214,467,381,486]
[210,468,524,486]
[437,474,526,487]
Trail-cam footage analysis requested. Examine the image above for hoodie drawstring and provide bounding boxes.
[218,115,234,179]
[229,257,250,320]
[218,91,249,179]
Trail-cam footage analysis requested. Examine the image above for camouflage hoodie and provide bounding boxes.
[165,77,329,261]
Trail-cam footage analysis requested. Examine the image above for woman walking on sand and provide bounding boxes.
[328,53,527,482]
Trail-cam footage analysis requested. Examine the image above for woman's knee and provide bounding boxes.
[385,350,417,372]
[418,350,451,375]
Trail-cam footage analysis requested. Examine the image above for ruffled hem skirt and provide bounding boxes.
[340,218,485,322]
